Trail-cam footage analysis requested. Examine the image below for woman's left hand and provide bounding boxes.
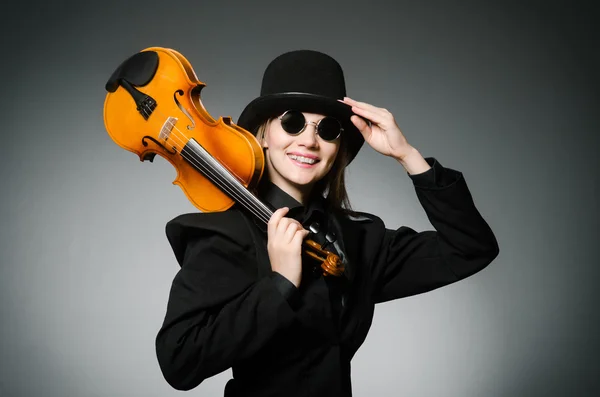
[340,97,414,161]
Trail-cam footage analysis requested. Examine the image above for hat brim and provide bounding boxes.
[237,92,364,165]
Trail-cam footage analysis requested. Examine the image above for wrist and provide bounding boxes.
[395,147,431,175]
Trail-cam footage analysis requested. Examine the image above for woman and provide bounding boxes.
[155,50,499,396]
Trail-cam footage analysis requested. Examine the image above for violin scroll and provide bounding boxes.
[304,239,345,277]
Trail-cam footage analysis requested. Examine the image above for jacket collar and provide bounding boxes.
[257,180,327,226]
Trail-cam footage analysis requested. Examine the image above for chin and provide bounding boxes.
[287,170,324,187]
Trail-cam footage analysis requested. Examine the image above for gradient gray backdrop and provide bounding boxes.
[1,1,598,396]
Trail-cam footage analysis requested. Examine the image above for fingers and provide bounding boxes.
[268,207,306,244]
[339,97,394,126]
[350,115,372,139]
[293,229,310,246]
[283,220,301,242]
[341,96,387,114]
[268,207,289,237]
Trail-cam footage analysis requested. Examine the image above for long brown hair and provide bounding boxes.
[255,119,354,214]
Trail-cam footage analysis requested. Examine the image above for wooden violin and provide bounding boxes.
[103,47,344,277]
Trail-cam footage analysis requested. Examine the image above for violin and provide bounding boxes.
[103,47,344,277]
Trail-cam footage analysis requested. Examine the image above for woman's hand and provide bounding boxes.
[267,207,309,288]
[340,97,414,161]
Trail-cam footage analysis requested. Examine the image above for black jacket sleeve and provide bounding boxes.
[370,158,499,303]
[155,210,296,391]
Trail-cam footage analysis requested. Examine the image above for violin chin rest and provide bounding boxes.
[105,50,159,92]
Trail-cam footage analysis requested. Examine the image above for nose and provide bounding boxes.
[296,122,319,147]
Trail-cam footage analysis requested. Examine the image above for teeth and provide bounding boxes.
[288,154,318,164]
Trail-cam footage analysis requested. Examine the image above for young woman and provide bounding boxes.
[155,50,499,397]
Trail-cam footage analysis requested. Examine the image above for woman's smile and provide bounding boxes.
[287,152,321,168]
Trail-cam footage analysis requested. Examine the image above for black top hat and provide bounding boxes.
[237,50,364,165]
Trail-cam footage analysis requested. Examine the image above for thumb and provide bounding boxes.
[351,115,372,138]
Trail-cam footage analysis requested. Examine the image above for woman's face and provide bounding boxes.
[262,112,340,202]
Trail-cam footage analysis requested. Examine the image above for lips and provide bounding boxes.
[287,152,320,160]
[287,153,320,167]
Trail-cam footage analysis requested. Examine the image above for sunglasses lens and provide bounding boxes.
[280,111,305,134]
[317,117,342,141]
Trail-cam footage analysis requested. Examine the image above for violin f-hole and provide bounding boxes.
[141,136,177,161]
[174,90,196,130]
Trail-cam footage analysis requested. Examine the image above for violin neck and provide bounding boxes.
[182,138,273,224]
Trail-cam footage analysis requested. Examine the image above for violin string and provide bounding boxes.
[137,103,273,224]
[135,105,268,221]
[139,104,272,224]
[187,141,274,220]
[182,141,273,224]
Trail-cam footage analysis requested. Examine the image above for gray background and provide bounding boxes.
[1,1,598,396]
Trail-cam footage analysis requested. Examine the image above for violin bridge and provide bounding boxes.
[159,117,178,145]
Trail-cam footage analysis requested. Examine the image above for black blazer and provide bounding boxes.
[155,158,499,396]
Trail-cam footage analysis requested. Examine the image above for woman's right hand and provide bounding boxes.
[267,207,309,288]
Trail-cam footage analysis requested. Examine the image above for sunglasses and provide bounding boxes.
[277,110,343,142]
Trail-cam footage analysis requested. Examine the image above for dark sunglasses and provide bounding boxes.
[277,110,343,142]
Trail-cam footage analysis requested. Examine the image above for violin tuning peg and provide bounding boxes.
[309,222,321,234]
[325,232,336,244]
